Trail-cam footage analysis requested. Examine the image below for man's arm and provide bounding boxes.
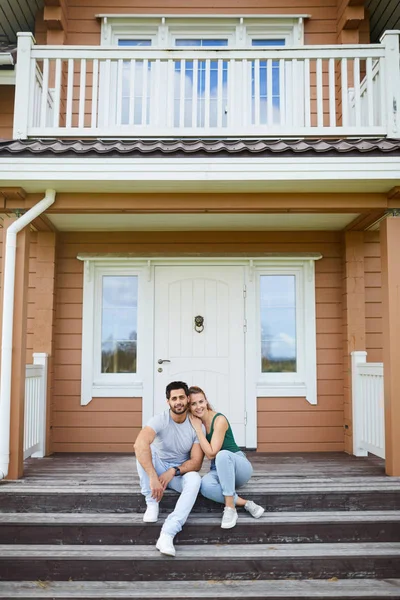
[134,426,164,502]
[179,442,204,474]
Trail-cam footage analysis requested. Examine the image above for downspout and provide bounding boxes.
[0,189,56,480]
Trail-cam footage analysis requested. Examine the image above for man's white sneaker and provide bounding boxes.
[221,507,238,529]
[143,503,159,523]
[156,533,176,557]
[244,500,265,519]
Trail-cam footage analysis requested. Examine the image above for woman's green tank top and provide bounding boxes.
[206,413,241,453]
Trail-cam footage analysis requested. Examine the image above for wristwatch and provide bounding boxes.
[174,467,181,477]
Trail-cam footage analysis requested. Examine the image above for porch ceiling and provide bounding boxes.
[46,212,360,232]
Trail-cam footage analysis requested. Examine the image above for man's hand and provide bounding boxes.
[149,475,164,502]
[159,467,176,490]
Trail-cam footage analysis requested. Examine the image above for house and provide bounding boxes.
[0,0,399,481]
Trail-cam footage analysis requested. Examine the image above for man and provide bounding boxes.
[134,381,203,557]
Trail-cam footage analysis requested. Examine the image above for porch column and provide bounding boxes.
[380,215,400,476]
[0,217,31,479]
[32,232,57,456]
[342,231,366,455]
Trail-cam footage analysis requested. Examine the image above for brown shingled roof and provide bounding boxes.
[1,138,400,157]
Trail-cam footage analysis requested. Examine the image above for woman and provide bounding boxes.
[188,386,264,529]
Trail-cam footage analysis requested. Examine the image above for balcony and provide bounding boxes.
[13,31,400,140]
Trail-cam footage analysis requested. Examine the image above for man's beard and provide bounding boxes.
[170,404,188,415]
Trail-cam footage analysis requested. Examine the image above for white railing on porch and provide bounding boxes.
[351,351,385,459]
[13,31,400,139]
[24,353,48,460]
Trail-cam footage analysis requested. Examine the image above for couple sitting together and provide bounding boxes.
[134,380,264,557]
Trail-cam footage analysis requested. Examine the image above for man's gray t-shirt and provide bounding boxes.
[147,410,199,466]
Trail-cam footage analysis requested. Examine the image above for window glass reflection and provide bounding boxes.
[260,275,297,372]
[101,276,138,373]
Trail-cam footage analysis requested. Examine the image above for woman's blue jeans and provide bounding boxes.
[200,449,253,505]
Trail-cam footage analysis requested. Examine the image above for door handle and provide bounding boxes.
[158,359,171,364]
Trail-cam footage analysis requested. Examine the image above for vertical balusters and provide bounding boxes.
[366,57,374,128]
[316,58,323,128]
[217,58,223,128]
[354,57,361,128]
[91,59,99,129]
[267,58,273,126]
[291,59,298,126]
[204,59,211,128]
[66,58,74,129]
[103,59,111,127]
[78,58,86,129]
[304,58,311,128]
[341,57,348,128]
[141,59,149,126]
[242,59,249,128]
[179,58,186,128]
[116,59,123,126]
[53,58,61,128]
[254,58,260,126]
[40,58,49,128]
[329,57,336,128]
[192,58,198,128]
[129,59,136,126]
[167,59,174,129]
[279,58,285,126]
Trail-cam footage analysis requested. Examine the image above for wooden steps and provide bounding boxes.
[1,453,400,599]
[1,511,400,545]
[0,580,400,599]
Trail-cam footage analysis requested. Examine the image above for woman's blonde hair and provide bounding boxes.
[188,386,213,411]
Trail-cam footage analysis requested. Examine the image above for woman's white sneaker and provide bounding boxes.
[244,500,265,519]
[143,503,159,523]
[221,507,238,529]
[156,533,176,557]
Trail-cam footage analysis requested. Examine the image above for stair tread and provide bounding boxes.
[1,511,400,524]
[1,579,400,598]
[2,542,400,559]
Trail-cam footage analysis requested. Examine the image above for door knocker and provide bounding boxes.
[194,315,204,333]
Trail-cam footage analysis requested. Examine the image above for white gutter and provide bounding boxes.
[0,189,56,480]
[0,53,14,66]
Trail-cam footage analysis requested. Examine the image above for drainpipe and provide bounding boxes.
[0,189,56,480]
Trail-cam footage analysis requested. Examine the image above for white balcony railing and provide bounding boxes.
[13,31,400,139]
[24,353,48,460]
[351,351,385,460]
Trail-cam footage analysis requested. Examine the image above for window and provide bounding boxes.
[80,260,152,405]
[260,274,296,373]
[255,260,317,404]
[101,275,138,374]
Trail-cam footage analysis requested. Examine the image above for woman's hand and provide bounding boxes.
[189,413,203,432]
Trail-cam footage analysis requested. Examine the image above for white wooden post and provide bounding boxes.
[381,31,400,138]
[13,33,35,140]
[31,352,48,458]
[351,351,368,457]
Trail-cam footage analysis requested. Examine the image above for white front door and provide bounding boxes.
[153,265,246,445]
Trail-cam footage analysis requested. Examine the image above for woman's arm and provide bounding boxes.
[189,415,228,460]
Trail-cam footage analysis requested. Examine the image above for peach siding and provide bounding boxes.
[26,233,38,365]
[364,231,383,363]
[52,230,344,453]
[0,86,15,140]
[64,0,339,45]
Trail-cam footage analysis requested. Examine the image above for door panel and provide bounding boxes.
[154,266,246,445]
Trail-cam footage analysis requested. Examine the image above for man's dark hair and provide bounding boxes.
[166,381,189,399]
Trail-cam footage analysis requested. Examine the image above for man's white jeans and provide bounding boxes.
[136,452,201,538]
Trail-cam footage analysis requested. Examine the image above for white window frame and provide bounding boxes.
[99,16,306,48]
[249,259,317,405]
[80,259,153,406]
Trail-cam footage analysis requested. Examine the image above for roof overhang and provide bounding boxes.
[0,154,400,195]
